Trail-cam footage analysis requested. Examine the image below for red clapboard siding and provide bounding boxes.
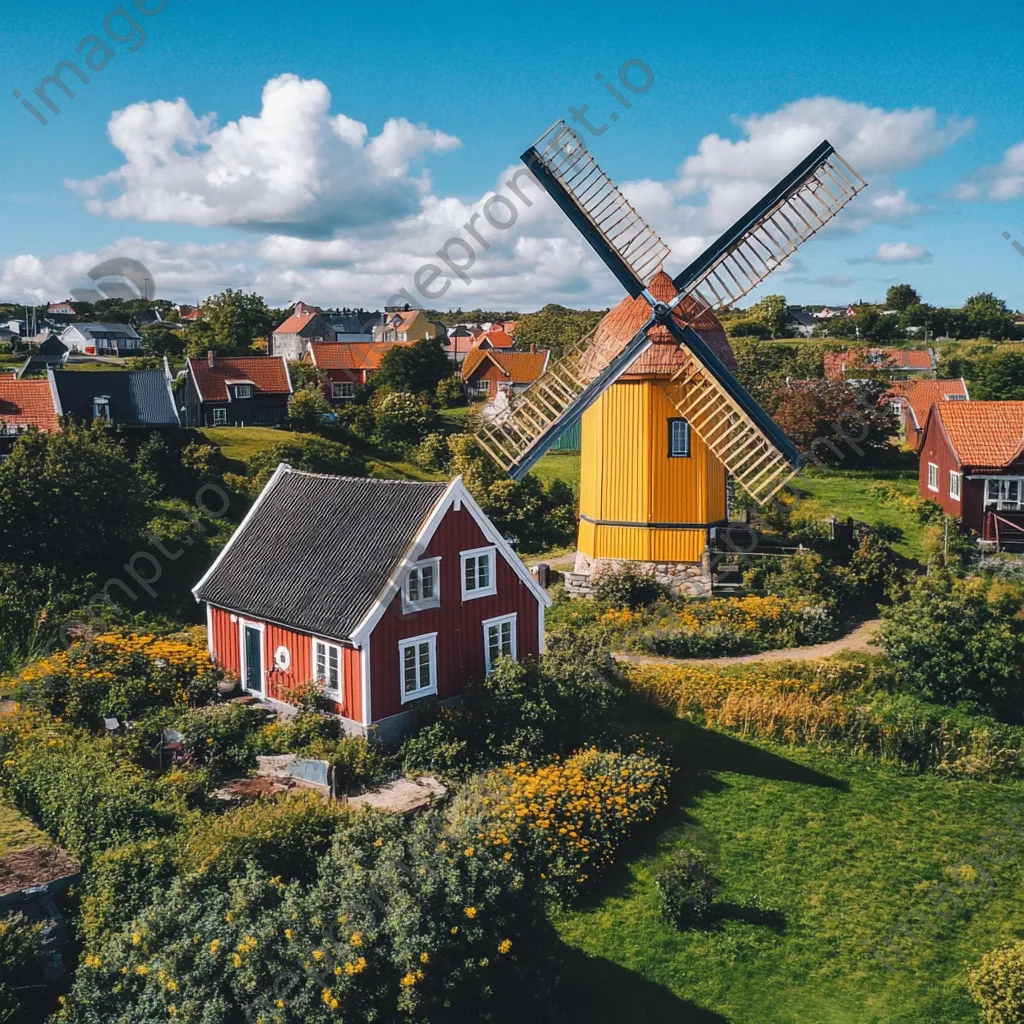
[368,505,541,722]
[207,605,363,722]
[919,415,972,526]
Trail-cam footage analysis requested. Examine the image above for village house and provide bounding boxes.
[178,353,292,427]
[323,308,381,343]
[373,307,436,343]
[887,378,969,447]
[21,332,69,374]
[47,300,76,315]
[270,308,336,361]
[52,363,179,428]
[0,377,61,457]
[473,330,515,351]
[444,326,478,363]
[824,346,935,380]
[193,467,550,741]
[304,341,399,400]
[461,346,550,401]
[917,400,1024,547]
[61,322,142,357]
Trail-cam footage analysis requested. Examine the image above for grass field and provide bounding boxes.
[0,800,48,858]
[789,462,927,559]
[532,450,581,491]
[557,710,1024,1024]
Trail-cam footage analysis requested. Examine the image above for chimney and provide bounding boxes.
[207,350,215,368]
[528,343,535,354]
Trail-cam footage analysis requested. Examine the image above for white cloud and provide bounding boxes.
[953,141,1024,202]
[872,242,931,263]
[66,74,460,237]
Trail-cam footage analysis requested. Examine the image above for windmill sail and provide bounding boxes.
[671,141,867,315]
[523,122,670,298]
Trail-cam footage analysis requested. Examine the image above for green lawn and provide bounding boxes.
[532,451,580,491]
[0,800,48,858]
[556,713,1024,1023]
[788,463,926,559]
[198,426,441,482]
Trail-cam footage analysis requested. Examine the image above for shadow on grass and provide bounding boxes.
[557,942,730,1023]
[708,901,786,932]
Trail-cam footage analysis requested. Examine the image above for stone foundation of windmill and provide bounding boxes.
[565,550,714,599]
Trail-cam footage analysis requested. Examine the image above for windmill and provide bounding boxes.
[474,121,867,591]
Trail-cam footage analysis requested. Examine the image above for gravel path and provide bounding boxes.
[613,618,883,668]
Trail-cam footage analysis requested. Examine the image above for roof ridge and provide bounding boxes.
[289,468,447,487]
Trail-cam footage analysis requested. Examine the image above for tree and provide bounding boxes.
[374,338,453,395]
[0,423,150,581]
[140,323,185,359]
[885,284,920,312]
[749,294,788,338]
[963,292,1018,340]
[201,289,274,354]
[514,305,604,359]
[856,309,904,343]
[732,339,825,408]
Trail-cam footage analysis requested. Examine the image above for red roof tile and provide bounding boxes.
[273,311,321,335]
[307,342,402,371]
[930,400,1024,469]
[188,356,291,402]
[477,331,515,349]
[825,347,934,378]
[0,379,60,433]
[461,349,549,383]
[889,378,968,430]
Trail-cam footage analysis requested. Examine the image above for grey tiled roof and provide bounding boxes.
[195,470,448,640]
[53,370,178,426]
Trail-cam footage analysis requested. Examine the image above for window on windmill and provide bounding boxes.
[668,418,691,458]
[93,396,112,422]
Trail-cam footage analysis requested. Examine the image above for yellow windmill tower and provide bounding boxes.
[575,271,736,593]
[475,122,867,594]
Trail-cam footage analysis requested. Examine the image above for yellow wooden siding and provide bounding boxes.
[578,379,726,563]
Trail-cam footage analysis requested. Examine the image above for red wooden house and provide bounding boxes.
[193,467,551,741]
[461,346,550,401]
[917,400,1024,546]
[305,342,403,401]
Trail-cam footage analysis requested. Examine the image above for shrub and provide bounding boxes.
[288,387,332,432]
[591,563,666,609]
[413,432,451,472]
[372,390,439,449]
[245,437,365,496]
[868,481,943,523]
[879,571,1024,708]
[0,913,49,1022]
[175,702,269,774]
[969,940,1024,1024]
[435,374,465,407]
[656,849,717,928]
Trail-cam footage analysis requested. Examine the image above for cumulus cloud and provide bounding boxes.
[66,74,460,237]
[13,90,966,310]
[953,141,1024,201]
[846,241,931,265]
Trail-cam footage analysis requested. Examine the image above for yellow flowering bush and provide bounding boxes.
[7,628,220,727]
[968,940,1024,1024]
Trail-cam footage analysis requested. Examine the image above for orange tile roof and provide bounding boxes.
[274,310,320,335]
[0,379,60,433]
[307,342,402,371]
[889,378,968,430]
[384,310,422,331]
[477,330,515,349]
[930,401,1024,469]
[461,348,549,383]
[188,356,291,401]
[825,347,934,378]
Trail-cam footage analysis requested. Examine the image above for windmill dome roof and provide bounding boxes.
[595,270,736,378]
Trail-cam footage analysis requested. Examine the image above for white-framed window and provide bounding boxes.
[313,638,341,694]
[331,381,356,400]
[274,645,291,671]
[469,380,490,399]
[927,462,938,491]
[213,407,228,425]
[945,393,966,401]
[985,477,1024,511]
[949,471,961,501]
[889,400,903,417]
[461,546,497,600]
[399,632,437,703]
[234,385,253,399]
[483,613,517,673]
[403,557,441,612]
[93,397,111,422]
[668,418,691,458]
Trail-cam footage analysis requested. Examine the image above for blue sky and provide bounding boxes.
[2,0,1022,312]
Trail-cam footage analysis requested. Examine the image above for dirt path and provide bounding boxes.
[613,618,883,668]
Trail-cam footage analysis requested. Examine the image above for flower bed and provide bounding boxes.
[629,659,1024,779]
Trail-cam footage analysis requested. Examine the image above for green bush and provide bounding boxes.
[0,913,49,1022]
[371,389,439,449]
[435,374,465,407]
[969,940,1024,1024]
[880,571,1024,708]
[591,563,666,609]
[412,432,451,472]
[656,849,718,929]
[176,703,269,774]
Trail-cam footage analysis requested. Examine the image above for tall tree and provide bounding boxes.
[749,294,788,338]
[885,284,921,312]
[963,292,1017,340]
[375,338,453,394]
[201,290,274,353]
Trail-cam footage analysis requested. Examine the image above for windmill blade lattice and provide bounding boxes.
[671,141,867,314]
